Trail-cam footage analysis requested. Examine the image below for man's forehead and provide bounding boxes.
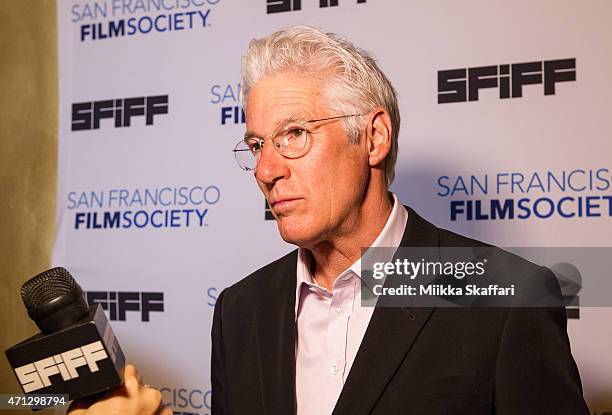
[244,114,310,139]
[245,74,326,136]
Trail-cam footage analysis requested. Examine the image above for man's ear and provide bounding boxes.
[365,107,392,168]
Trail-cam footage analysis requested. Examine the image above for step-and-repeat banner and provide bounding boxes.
[55,1,611,413]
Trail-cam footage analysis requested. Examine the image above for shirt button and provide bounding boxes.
[330,364,339,375]
[336,306,345,317]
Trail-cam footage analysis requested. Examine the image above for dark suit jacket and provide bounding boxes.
[211,206,589,414]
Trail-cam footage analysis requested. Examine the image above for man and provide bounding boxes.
[212,26,589,415]
[69,26,588,415]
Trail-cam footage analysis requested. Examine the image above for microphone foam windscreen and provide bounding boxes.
[20,267,76,314]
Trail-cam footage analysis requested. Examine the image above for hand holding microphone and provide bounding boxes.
[68,364,171,415]
[4,267,169,414]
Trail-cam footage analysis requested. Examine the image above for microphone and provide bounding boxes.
[4,267,126,406]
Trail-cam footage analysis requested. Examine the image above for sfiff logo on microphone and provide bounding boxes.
[14,341,108,393]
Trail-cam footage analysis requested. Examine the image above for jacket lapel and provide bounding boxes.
[333,207,439,415]
[256,252,298,415]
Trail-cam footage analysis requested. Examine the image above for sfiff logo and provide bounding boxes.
[71,95,169,131]
[267,0,366,14]
[14,341,108,393]
[85,292,164,322]
[438,58,575,103]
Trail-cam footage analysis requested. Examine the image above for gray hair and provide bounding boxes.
[241,25,400,186]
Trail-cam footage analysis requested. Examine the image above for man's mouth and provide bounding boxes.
[271,198,302,212]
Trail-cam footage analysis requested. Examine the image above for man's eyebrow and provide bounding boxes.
[243,115,307,140]
[243,130,259,140]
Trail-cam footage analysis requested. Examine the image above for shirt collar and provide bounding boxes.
[294,193,408,316]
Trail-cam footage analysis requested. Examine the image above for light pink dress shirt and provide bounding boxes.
[295,194,408,415]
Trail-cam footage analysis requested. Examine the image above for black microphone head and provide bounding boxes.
[21,267,90,334]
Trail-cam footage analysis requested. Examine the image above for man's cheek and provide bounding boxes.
[255,180,268,197]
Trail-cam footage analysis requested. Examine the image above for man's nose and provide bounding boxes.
[255,141,289,184]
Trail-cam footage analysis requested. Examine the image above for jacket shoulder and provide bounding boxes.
[437,226,490,248]
[220,249,298,309]
[433,221,560,305]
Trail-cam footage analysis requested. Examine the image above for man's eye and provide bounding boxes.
[246,139,262,152]
[287,128,305,140]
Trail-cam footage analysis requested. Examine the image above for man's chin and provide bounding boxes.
[276,218,318,247]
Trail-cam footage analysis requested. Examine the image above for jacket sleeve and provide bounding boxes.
[211,288,228,415]
[494,269,589,413]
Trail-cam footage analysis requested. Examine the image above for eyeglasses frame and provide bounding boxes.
[232,113,366,171]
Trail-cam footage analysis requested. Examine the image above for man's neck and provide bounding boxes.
[306,191,394,292]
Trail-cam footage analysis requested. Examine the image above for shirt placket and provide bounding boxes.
[326,272,356,391]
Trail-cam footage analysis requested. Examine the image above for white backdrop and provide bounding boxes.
[54,1,612,413]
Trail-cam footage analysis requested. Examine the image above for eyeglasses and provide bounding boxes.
[232,114,365,171]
